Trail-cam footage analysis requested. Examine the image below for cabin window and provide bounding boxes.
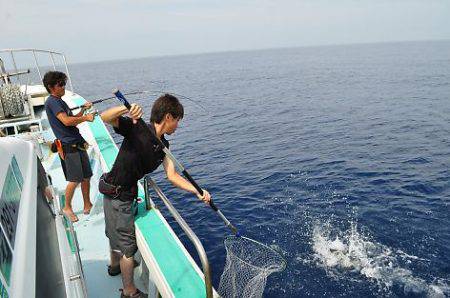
[0,155,23,292]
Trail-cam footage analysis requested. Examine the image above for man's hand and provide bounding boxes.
[82,101,93,110]
[129,103,143,124]
[84,112,95,122]
[197,189,211,203]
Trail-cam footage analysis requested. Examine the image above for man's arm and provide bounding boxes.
[163,155,211,202]
[56,112,94,127]
[100,104,142,127]
[73,102,93,117]
[100,106,129,127]
[73,107,87,117]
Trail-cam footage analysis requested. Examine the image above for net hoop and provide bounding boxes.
[219,235,287,298]
[224,235,287,272]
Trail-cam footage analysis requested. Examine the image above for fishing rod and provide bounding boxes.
[69,91,145,111]
[70,90,208,112]
[69,97,110,111]
[113,89,239,236]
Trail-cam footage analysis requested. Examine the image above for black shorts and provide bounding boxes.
[60,150,93,182]
[103,193,138,258]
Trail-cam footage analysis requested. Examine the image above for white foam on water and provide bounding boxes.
[311,221,450,297]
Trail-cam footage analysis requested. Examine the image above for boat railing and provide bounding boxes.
[144,176,214,298]
[60,212,89,297]
[0,118,44,135]
[0,48,75,92]
[48,176,85,297]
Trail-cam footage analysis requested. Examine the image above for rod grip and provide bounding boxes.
[113,89,132,109]
[182,169,218,211]
[70,97,103,111]
[182,169,203,195]
[70,103,87,111]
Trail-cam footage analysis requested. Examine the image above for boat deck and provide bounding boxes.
[39,94,210,297]
[1,48,214,297]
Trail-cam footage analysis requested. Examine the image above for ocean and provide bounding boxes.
[71,40,450,297]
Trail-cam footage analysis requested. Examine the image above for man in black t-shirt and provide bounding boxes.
[100,94,211,298]
[43,71,96,222]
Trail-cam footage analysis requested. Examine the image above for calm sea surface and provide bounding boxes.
[72,41,450,297]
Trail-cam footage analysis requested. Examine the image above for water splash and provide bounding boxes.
[311,221,449,297]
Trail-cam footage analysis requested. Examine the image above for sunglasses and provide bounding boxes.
[56,81,66,87]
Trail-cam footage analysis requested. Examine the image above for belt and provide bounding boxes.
[62,142,88,152]
[100,174,137,199]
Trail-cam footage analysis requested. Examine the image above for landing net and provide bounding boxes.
[219,236,286,298]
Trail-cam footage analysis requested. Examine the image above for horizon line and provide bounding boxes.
[70,38,450,65]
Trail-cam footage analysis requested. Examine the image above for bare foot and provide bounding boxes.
[44,187,54,201]
[83,203,93,215]
[62,209,79,222]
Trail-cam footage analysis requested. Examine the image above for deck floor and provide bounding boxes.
[43,151,145,298]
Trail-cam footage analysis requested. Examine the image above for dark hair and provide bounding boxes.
[42,71,67,93]
[150,94,184,124]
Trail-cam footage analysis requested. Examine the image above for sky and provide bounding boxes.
[1,0,450,63]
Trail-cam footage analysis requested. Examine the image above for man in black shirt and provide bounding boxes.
[100,94,211,298]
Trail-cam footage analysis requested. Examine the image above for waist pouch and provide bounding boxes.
[52,139,65,160]
[99,174,121,199]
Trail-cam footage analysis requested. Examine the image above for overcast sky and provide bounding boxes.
[1,0,450,63]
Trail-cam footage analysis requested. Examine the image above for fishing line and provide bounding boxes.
[70,90,208,113]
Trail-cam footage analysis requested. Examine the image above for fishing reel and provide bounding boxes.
[82,106,99,117]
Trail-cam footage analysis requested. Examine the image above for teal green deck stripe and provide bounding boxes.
[73,97,206,297]
[136,211,206,297]
[59,195,77,253]
[0,281,9,298]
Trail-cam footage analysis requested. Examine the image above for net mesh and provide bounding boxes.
[219,236,286,298]
[0,84,26,118]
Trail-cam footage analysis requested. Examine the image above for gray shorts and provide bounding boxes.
[103,194,138,258]
[61,150,93,182]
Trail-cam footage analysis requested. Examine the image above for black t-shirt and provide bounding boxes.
[107,117,169,190]
[45,95,84,144]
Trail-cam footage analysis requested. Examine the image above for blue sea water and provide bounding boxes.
[72,40,450,297]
